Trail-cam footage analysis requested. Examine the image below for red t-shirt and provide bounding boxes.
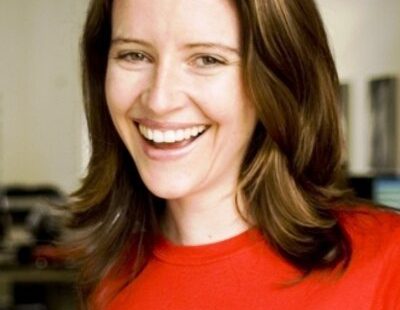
[95,207,400,309]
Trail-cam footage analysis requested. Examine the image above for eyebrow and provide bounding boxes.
[110,37,240,55]
[111,37,152,48]
[183,43,240,55]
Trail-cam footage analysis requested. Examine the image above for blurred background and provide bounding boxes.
[0,0,399,309]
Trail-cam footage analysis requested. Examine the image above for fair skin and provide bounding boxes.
[106,0,257,245]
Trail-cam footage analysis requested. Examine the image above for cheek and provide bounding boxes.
[104,68,142,145]
[105,67,144,115]
[188,73,239,120]
[196,75,254,129]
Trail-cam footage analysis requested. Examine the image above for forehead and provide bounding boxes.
[111,0,240,45]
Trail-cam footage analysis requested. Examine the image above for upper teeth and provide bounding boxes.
[138,124,207,143]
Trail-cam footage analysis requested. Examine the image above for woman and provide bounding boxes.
[68,0,400,309]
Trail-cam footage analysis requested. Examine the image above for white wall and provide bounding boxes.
[0,1,89,192]
[317,0,400,174]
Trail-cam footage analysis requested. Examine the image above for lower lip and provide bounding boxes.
[137,128,206,161]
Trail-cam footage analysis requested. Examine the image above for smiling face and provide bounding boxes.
[105,0,257,203]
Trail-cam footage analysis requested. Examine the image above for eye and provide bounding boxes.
[116,51,152,63]
[191,55,226,68]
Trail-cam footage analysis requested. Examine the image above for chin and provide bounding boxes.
[146,187,190,201]
[141,178,194,201]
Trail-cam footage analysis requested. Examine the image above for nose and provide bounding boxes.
[140,59,185,115]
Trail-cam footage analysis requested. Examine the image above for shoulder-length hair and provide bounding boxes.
[69,0,352,306]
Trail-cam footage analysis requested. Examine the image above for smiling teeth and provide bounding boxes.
[138,124,207,143]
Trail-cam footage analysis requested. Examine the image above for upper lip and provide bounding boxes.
[134,118,209,130]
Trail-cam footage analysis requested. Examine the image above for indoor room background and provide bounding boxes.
[0,1,399,309]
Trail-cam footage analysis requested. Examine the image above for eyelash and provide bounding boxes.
[115,51,152,63]
[114,51,227,69]
[191,55,226,68]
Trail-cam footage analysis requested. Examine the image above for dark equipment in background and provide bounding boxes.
[348,175,400,209]
[0,185,77,310]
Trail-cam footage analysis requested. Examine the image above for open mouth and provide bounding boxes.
[136,123,209,149]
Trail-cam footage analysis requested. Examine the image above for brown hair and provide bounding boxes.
[68,0,352,307]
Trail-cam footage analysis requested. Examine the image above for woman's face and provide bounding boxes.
[106,0,257,201]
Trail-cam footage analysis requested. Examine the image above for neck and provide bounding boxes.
[162,190,252,245]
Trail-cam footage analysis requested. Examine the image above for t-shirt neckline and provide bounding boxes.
[152,228,264,265]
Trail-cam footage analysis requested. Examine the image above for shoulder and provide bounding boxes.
[335,204,400,307]
[336,204,400,258]
[336,204,400,244]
